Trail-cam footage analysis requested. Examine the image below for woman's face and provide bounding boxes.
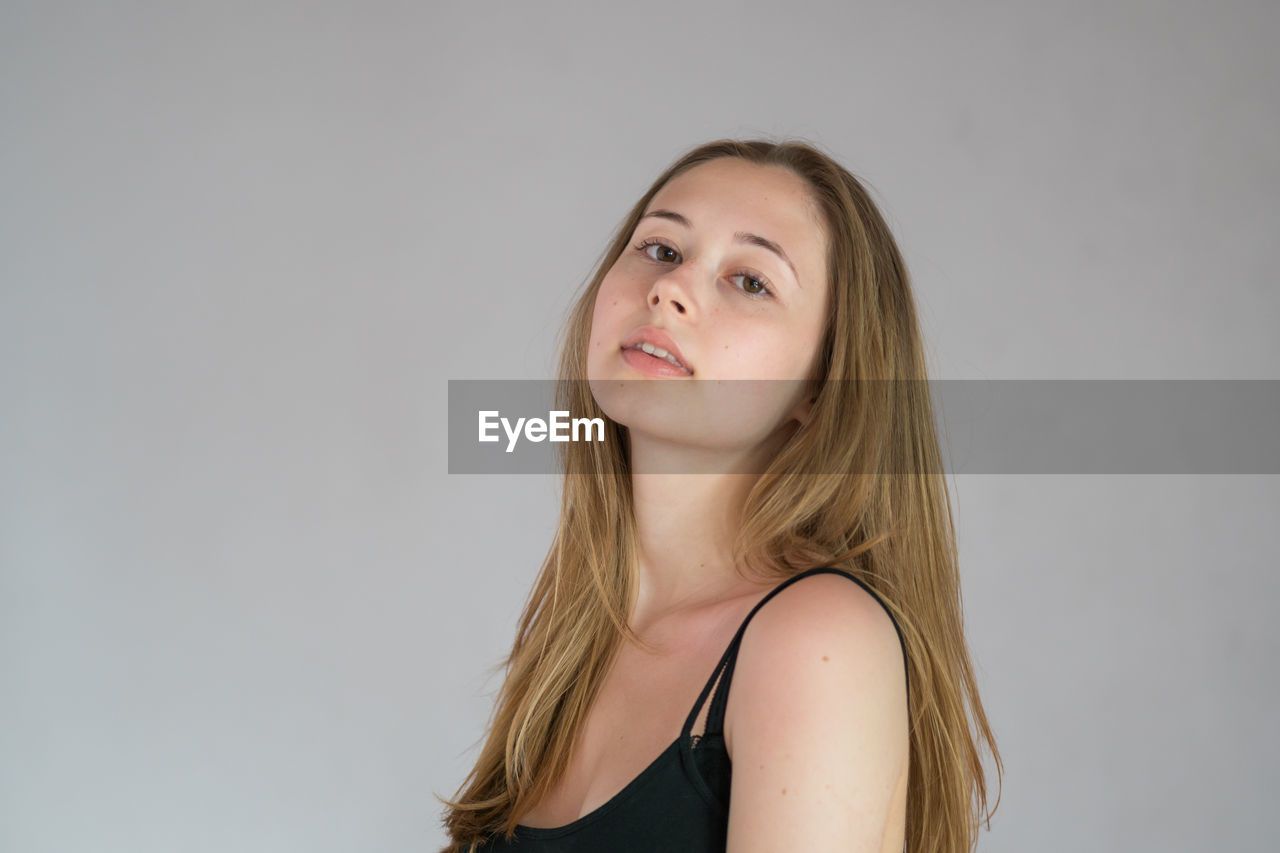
[586,157,831,470]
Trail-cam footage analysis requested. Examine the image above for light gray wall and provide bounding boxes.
[2,1,1277,851]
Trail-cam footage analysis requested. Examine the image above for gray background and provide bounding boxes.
[2,1,1277,851]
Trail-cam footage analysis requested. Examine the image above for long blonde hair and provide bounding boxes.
[437,137,1003,852]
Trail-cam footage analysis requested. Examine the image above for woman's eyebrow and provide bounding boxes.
[639,208,801,288]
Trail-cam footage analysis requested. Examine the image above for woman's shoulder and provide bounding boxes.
[724,570,909,749]
[744,571,902,664]
[721,570,911,846]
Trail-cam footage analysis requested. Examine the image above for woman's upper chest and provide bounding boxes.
[517,597,754,829]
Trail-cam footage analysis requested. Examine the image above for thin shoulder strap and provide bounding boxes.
[681,567,909,739]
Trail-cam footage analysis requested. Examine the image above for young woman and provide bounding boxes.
[438,138,1002,852]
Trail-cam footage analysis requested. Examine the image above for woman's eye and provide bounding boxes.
[635,238,679,263]
[633,238,774,300]
[733,274,772,298]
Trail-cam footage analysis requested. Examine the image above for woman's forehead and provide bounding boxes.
[652,159,817,222]
[645,159,828,277]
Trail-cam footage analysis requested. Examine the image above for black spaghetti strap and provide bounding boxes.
[681,567,909,741]
[680,639,736,740]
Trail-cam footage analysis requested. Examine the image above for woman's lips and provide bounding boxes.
[620,346,694,377]
[620,326,692,372]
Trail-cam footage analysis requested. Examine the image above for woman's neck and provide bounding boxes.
[626,434,785,631]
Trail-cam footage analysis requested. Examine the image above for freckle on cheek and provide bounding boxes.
[781,787,787,795]
[822,655,829,661]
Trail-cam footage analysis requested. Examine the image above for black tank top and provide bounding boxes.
[467,567,910,852]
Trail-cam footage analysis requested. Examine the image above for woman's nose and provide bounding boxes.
[647,271,695,315]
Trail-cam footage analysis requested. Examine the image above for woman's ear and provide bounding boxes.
[791,391,820,427]
[791,358,825,426]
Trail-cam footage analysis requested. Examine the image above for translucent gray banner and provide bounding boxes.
[447,380,1279,474]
